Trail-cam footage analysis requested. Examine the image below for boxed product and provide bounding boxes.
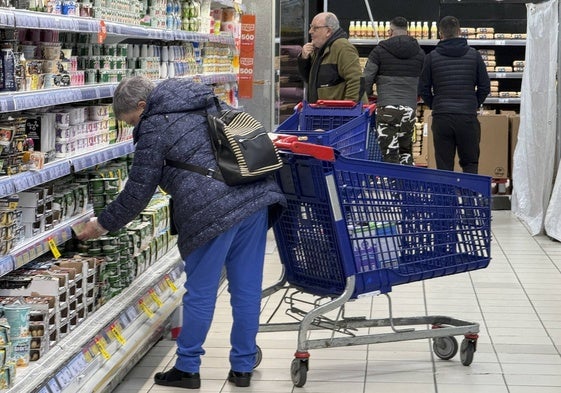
[425,113,509,179]
[350,221,401,272]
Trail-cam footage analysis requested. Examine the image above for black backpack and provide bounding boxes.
[165,97,283,186]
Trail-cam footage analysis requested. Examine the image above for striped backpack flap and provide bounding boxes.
[164,97,282,186]
[206,106,283,186]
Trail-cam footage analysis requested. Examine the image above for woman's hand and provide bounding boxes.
[74,218,108,241]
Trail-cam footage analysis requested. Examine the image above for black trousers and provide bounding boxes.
[432,113,481,174]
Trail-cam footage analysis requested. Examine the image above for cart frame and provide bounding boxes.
[259,139,490,387]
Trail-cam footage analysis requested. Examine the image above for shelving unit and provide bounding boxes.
[12,249,185,393]
[0,8,238,391]
[350,37,525,106]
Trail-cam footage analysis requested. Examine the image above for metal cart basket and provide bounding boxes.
[258,138,492,387]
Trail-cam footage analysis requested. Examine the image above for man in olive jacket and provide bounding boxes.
[298,12,366,103]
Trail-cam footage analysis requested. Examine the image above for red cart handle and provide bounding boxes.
[295,101,376,115]
[312,100,358,108]
[272,135,336,161]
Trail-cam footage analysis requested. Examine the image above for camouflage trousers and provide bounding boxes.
[376,105,415,165]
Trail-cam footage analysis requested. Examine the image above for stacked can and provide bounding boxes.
[0,322,14,389]
[2,303,31,368]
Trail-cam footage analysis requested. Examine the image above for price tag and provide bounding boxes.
[126,305,139,321]
[48,238,62,259]
[139,299,154,318]
[55,367,73,388]
[495,40,506,46]
[111,323,127,346]
[95,337,111,360]
[149,289,163,307]
[47,379,62,393]
[496,73,506,79]
[499,98,509,104]
[165,275,178,292]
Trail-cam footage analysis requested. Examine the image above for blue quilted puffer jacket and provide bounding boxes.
[98,78,286,258]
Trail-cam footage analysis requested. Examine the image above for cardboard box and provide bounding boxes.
[508,115,520,178]
[425,113,509,178]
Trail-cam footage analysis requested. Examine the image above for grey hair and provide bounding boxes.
[113,76,156,119]
[324,12,340,30]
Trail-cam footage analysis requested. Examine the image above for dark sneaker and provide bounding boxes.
[228,370,252,387]
[154,367,201,389]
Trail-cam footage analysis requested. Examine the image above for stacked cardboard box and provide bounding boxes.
[423,113,509,179]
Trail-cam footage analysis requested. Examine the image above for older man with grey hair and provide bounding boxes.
[298,12,367,103]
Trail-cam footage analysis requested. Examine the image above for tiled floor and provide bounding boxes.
[113,211,561,393]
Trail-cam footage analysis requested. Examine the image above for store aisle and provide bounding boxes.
[113,210,561,393]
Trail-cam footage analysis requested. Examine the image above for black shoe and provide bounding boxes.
[228,370,252,387]
[154,367,201,389]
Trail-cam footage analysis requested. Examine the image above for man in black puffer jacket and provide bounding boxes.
[77,77,286,389]
[418,15,490,174]
[363,16,425,164]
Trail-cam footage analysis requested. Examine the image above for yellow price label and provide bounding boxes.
[165,276,178,292]
[149,289,163,307]
[111,324,126,346]
[139,300,154,318]
[48,239,61,259]
[95,338,111,360]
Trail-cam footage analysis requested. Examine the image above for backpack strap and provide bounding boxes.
[164,158,225,182]
[163,96,226,182]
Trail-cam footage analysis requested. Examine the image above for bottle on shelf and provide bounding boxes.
[361,21,368,38]
[431,21,438,40]
[377,21,385,39]
[349,21,356,38]
[384,21,390,38]
[366,21,374,38]
[422,21,429,39]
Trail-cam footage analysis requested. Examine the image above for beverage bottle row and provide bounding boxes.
[349,21,438,40]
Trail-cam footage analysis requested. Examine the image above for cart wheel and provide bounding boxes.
[290,358,308,387]
[432,336,458,360]
[254,345,262,369]
[460,338,476,366]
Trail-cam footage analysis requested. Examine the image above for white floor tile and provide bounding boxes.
[111,211,561,392]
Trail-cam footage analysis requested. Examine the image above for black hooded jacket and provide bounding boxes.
[418,37,490,115]
[363,35,425,108]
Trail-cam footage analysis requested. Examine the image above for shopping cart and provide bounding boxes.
[276,100,381,160]
[258,136,491,387]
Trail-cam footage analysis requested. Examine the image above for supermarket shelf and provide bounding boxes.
[13,211,94,271]
[8,248,186,393]
[350,38,526,46]
[488,72,524,79]
[11,159,72,193]
[0,72,237,113]
[0,8,236,45]
[0,141,134,199]
[485,97,521,104]
[70,141,134,172]
[0,9,99,32]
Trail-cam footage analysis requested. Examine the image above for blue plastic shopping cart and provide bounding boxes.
[276,100,382,160]
[258,137,492,387]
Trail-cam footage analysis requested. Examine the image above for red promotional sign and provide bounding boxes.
[98,20,107,44]
[238,14,256,99]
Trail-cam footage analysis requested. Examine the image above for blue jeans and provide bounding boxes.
[175,208,268,373]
